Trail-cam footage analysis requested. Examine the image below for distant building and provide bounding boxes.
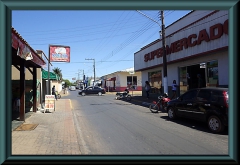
[101,67,142,92]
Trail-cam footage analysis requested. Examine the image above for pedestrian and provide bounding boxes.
[52,85,57,100]
[197,74,203,88]
[171,80,178,99]
[145,81,151,99]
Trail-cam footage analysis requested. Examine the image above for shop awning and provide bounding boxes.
[106,77,116,81]
[42,69,60,80]
[12,27,46,67]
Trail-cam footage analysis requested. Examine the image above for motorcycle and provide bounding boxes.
[55,91,61,99]
[149,93,171,113]
[115,88,132,101]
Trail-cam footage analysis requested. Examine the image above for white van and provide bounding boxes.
[70,86,76,91]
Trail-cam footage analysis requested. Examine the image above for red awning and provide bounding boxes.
[12,28,46,67]
[106,77,116,81]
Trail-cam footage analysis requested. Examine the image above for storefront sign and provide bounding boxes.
[144,19,228,62]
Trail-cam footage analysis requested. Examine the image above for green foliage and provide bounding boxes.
[62,79,71,87]
[52,67,62,81]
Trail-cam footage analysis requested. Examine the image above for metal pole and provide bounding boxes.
[93,59,96,84]
[161,10,168,94]
[83,70,85,90]
[48,45,50,95]
[132,75,133,96]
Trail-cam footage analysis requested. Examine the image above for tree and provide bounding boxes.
[62,79,71,88]
[52,67,62,81]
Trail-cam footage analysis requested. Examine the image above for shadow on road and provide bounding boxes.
[160,116,228,135]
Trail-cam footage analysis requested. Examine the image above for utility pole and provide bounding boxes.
[160,10,168,94]
[85,58,95,86]
[78,69,80,82]
[136,10,168,94]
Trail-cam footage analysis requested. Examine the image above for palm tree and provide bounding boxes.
[52,67,62,81]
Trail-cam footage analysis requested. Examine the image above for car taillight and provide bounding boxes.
[223,91,228,108]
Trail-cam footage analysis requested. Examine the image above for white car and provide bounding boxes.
[69,86,76,91]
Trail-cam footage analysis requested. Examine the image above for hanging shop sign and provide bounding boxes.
[49,45,70,62]
[17,40,33,61]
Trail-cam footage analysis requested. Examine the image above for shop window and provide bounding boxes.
[179,67,188,95]
[207,61,218,87]
[127,76,137,88]
[148,70,162,94]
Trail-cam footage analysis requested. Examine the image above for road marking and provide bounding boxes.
[69,99,73,110]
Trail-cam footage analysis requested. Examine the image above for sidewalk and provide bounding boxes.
[11,90,158,155]
[12,98,82,155]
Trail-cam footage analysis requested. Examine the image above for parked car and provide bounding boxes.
[69,86,76,91]
[78,86,106,96]
[166,87,228,133]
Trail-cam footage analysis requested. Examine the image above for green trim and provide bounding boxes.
[42,69,60,81]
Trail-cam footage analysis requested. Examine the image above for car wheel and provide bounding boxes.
[168,107,176,119]
[98,92,102,96]
[208,115,224,133]
[119,94,123,99]
[82,92,86,96]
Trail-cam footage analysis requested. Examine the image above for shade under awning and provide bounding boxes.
[106,77,116,81]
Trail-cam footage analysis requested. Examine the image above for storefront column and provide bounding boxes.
[20,59,25,121]
[33,67,37,112]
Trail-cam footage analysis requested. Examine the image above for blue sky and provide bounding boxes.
[12,10,191,81]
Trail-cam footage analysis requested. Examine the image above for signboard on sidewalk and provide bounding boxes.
[44,95,55,112]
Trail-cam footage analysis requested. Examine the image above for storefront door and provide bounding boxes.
[179,63,207,95]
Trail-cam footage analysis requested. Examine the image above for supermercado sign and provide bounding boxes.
[144,19,228,62]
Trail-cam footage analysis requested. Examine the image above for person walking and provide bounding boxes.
[171,80,178,99]
[197,74,203,88]
[145,81,151,99]
[52,85,57,100]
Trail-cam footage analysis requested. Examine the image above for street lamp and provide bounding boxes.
[85,58,95,86]
[136,10,168,94]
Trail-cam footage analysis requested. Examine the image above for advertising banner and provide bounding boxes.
[49,45,70,62]
[44,95,55,112]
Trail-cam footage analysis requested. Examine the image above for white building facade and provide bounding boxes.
[101,68,142,92]
[134,10,228,98]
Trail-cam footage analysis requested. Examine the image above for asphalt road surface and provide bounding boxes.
[66,90,228,155]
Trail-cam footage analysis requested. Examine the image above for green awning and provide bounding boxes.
[42,69,60,80]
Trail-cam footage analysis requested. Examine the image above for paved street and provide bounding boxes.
[11,91,155,155]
